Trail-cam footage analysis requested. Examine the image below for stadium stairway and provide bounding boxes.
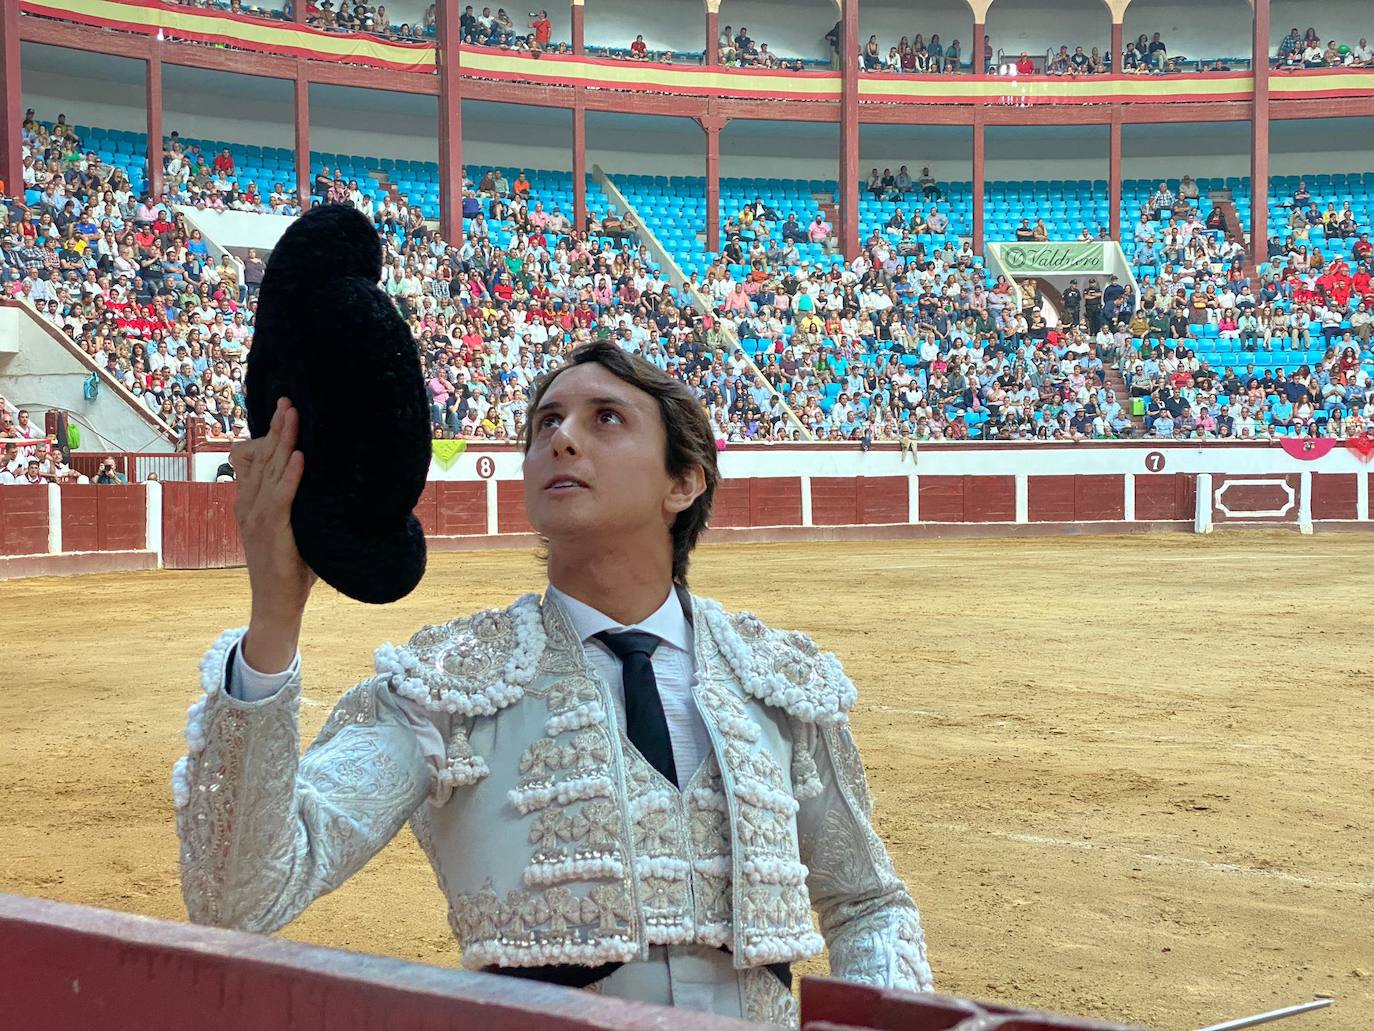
[595,166,812,439]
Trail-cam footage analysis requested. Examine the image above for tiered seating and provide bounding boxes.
[984,179,1110,241]
[1267,172,1374,261]
[616,174,846,277]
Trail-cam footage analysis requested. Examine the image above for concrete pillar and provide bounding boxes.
[570,0,583,54]
[436,0,464,244]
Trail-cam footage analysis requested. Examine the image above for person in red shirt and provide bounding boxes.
[213,149,235,175]
[1015,51,1035,74]
[1354,233,1373,265]
[629,34,648,60]
[528,9,551,49]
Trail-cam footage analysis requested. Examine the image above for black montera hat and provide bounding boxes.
[246,204,429,604]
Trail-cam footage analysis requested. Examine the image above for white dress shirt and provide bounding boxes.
[229,585,712,784]
[546,584,711,784]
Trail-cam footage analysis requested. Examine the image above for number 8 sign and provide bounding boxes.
[476,456,496,479]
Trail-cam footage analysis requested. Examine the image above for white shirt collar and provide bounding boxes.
[546,584,692,654]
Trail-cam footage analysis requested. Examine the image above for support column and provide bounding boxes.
[705,0,719,66]
[1109,108,1122,240]
[294,69,310,210]
[146,50,164,200]
[294,0,306,23]
[966,0,994,74]
[0,0,21,198]
[436,0,464,244]
[572,97,586,232]
[571,0,585,230]
[971,115,985,255]
[1250,0,1270,269]
[838,0,860,261]
[1104,0,1130,69]
[699,113,726,253]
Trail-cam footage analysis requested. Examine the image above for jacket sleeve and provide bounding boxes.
[794,716,934,992]
[172,628,436,934]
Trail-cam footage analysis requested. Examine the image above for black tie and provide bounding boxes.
[594,630,678,789]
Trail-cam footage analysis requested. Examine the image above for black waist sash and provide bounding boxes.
[486,952,791,991]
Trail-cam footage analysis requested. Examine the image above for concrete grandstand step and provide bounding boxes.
[1103,364,1143,434]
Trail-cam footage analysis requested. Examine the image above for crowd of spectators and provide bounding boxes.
[716,26,809,72]
[9,107,1374,448]
[1118,175,1374,440]
[1275,27,1374,69]
[5,113,812,446]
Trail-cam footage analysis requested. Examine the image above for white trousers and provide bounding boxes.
[591,945,798,1027]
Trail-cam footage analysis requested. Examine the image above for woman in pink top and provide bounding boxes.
[723,283,751,314]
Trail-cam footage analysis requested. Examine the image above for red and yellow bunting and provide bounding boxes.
[20,0,1374,106]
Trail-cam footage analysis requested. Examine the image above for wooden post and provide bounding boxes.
[838,0,859,261]
[572,97,586,232]
[705,0,719,66]
[1109,108,1122,241]
[571,0,585,230]
[0,0,19,199]
[436,0,464,244]
[1250,0,1270,268]
[569,0,583,55]
[699,113,726,254]
[146,50,164,200]
[971,115,984,255]
[971,21,985,74]
[294,68,310,210]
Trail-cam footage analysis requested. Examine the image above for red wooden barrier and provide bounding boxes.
[711,479,753,528]
[919,476,1016,522]
[801,977,1144,1031]
[498,480,534,534]
[162,481,244,569]
[1134,474,1196,522]
[1310,472,1358,520]
[436,481,488,535]
[0,485,49,556]
[857,476,908,524]
[748,476,802,526]
[1027,476,1125,523]
[59,484,147,551]
[0,894,756,1031]
[0,895,1146,1031]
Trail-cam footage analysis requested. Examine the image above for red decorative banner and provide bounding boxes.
[1280,438,1336,460]
[1345,435,1374,462]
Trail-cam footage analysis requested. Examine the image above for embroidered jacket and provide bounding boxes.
[173,592,933,1000]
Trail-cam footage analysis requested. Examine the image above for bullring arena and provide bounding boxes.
[4,0,1374,1025]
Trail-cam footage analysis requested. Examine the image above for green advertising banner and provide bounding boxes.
[992,242,1107,275]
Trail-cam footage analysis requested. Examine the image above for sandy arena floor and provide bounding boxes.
[1,534,1370,1030]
